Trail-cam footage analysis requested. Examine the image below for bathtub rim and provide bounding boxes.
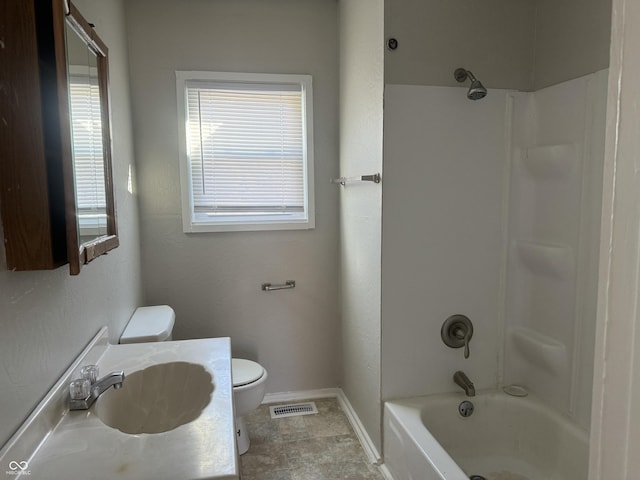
[384,400,469,480]
[383,388,590,480]
[386,388,590,437]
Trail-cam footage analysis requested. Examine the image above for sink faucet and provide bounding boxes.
[453,370,475,397]
[69,370,125,410]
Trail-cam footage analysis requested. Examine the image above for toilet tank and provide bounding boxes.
[120,305,175,344]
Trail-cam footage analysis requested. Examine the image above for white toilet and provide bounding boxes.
[120,305,175,343]
[231,358,268,454]
[120,305,268,455]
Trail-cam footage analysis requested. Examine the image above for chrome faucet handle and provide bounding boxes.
[69,378,91,400]
[80,365,99,384]
[441,314,474,359]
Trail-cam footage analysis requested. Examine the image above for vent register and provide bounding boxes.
[269,402,318,419]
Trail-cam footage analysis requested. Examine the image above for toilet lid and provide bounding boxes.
[120,305,175,343]
[232,359,264,387]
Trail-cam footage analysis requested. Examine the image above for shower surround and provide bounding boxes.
[381,84,511,400]
[381,69,607,432]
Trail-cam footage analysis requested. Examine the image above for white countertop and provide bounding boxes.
[0,330,238,480]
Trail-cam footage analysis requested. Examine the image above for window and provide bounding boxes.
[176,71,315,232]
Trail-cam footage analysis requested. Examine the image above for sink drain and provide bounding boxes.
[470,476,487,480]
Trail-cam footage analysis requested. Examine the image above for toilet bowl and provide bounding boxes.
[120,306,268,455]
[232,358,268,455]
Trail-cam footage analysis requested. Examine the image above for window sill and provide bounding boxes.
[183,214,315,233]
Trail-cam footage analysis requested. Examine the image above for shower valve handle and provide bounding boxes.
[453,327,471,358]
[441,315,474,359]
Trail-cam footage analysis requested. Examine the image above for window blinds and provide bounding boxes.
[68,78,106,213]
[185,81,305,215]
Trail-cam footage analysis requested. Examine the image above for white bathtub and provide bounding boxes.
[383,390,588,480]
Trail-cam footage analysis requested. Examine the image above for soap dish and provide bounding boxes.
[503,385,528,397]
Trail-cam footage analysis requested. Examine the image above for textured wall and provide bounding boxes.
[0,0,141,447]
[533,0,612,90]
[384,0,611,92]
[384,0,536,90]
[339,0,384,452]
[125,0,341,394]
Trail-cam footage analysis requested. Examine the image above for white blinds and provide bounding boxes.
[185,81,305,214]
[69,78,106,212]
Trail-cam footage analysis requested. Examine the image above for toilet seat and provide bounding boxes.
[232,359,264,387]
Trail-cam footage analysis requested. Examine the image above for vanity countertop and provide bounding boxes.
[0,330,238,480]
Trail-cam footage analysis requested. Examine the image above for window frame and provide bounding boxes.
[176,71,315,233]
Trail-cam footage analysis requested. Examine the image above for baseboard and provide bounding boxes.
[262,388,341,404]
[334,389,383,465]
[377,463,394,480]
[262,388,383,466]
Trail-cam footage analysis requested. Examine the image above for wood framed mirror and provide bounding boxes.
[60,2,118,275]
[0,0,117,274]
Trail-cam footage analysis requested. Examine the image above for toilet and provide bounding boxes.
[231,358,268,454]
[120,305,175,343]
[120,305,268,455]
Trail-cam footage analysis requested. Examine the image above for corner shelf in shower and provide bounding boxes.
[509,326,568,376]
[521,143,578,180]
[515,240,573,280]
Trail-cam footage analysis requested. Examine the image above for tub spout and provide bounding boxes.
[453,370,475,397]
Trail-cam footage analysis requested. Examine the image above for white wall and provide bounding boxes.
[384,0,536,90]
[384,0,611,93]
[504,70,608,430]
[381,85,511,400]
[0,0,141,447]
[338,0,384,452]
[589,1,640,478]
[124,0,341,394]
[533,0,612,90]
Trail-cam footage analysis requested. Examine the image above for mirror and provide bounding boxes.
[63,3,118,275]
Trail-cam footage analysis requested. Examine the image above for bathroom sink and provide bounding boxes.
[1,333,237,479]
[94,361,214,434]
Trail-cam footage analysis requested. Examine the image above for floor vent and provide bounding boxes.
[269,402,318,419]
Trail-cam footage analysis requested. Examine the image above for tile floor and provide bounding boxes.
[240,398,385,480]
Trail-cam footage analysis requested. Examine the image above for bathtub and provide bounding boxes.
[383,390,588,480]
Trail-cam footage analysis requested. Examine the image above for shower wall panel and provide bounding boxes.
[504,70,608,430]
[381,84,519,401]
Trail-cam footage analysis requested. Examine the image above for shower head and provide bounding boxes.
[454,68,487,100]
